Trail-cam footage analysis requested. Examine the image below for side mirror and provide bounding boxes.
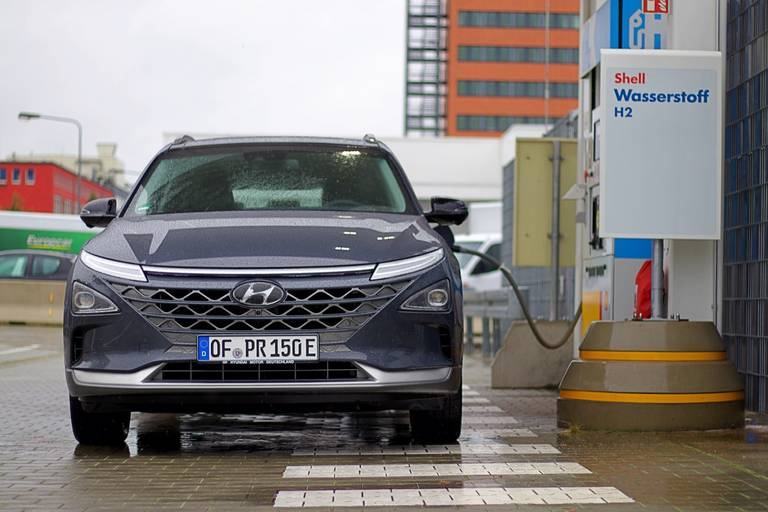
[425,197,468,226]
[80,198,117,228]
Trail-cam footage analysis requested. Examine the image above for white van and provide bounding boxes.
[454,234,502,291]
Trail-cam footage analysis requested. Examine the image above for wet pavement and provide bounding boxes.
[1,326,768,510]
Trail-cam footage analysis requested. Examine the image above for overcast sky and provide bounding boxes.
[0,0,406,180]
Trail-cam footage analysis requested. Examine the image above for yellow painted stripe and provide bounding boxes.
[560,389,744,404]
[580,350,727,362]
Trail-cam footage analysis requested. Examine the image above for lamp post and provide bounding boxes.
[18,111,83,212]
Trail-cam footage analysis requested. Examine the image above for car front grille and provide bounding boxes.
[110,280,410,345]
[152,360,368,382]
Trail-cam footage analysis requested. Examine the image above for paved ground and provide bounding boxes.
[1,325,768,511]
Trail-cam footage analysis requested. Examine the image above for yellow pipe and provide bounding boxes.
[559,389,744,404]
[580,350,726,362]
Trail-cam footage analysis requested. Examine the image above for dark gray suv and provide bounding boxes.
[65,135,467,445]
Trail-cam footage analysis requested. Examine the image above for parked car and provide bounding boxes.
[454,234,502,291]
[65,135,467,445]
[0,250,75,281]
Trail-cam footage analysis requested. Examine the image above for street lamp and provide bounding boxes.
[18,111,83,212]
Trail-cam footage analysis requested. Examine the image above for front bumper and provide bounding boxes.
[67,363,461,413]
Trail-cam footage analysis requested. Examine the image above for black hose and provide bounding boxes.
[452,245,582,350]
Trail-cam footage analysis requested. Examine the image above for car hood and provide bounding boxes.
[84,211,444,268]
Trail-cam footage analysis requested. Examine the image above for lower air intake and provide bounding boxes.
[153,360,369,382]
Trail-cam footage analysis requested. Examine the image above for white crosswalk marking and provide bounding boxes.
[462,405,504,413]
[282,462,590,478]
[271,383,634,509]
[461,428,537,437]
[273,487,634,507]
[462,397,490,403]
[463,416,519,424]
[292,443,560,456]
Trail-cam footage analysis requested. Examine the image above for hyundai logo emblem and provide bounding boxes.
[231,281,286,308]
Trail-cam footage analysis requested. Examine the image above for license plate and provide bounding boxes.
[197,335,319,363]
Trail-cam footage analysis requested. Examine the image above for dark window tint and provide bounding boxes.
[31,256,62,277]
[25,168,35,185]
[471,243,501,275]
[0,168,6,185]
[457,115,549,132]
[458,11,579,29]
[128,148,412,216]
[11,168,21,184]
[0,255,28,278]
[458,46,578,64]
[458,80,578,98]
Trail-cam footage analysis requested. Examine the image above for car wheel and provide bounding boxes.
[69,396,130,445]
[409,386,462,443]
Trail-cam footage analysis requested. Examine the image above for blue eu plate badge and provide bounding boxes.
[197,336,210,361]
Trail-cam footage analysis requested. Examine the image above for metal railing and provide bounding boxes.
[463,287,528,357]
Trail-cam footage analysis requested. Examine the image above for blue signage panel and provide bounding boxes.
[580,0,670,75]
[615,238,653,259]
[620,0,668,49]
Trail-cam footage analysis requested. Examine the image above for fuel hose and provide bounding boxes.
[452,245,582,350]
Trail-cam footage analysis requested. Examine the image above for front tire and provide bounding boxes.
[69,396,130,445]
[409,386,462,443]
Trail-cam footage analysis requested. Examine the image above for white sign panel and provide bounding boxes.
[599,49,722,239]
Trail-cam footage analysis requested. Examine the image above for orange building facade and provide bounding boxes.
[405,0,580,137]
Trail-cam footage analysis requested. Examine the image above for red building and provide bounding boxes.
[445,0,580,136]
[0,162,114,214]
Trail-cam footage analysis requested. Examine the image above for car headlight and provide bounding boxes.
[80,250,146,282]
[371,249,444,281]
[400,279,451,311]
[71,281,119,315]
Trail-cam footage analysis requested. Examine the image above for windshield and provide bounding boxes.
[126,147,412,216]
[455,241,483,269]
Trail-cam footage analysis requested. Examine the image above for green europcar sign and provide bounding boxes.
[0,212,101,254]
[0,227,95,254]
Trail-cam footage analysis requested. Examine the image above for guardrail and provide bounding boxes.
[0,280,65,325]
[463,287,528,357]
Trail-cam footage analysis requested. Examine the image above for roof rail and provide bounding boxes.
[172,134,195,145]
[363,133,378,144]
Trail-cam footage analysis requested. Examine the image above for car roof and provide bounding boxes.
[167,135,387,152]
[0,249,76,260]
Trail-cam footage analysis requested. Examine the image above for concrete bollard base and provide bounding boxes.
[491,320,573,389]
[557,320,744,431]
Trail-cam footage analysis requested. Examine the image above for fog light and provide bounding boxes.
[73,290,96,309]
[427,289,448,307]
[401,280,451,311]
[71,282,118,315]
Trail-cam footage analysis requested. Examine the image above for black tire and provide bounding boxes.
[69,396,130,445]
[409,386,462,443]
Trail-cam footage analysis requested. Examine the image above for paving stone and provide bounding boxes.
[0,328,766,511]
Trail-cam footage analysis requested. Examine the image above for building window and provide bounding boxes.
[64,199,71,213]
[458,80,578,98]
[0,168,6,185]
[25,168,35,185]
[458,45,579,64]
[458,11,579,29]
[456,115,548,132]
[53,195,62,213]
[11,168,21,185]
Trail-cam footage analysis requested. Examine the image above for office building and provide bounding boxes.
[404,0,579,136]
